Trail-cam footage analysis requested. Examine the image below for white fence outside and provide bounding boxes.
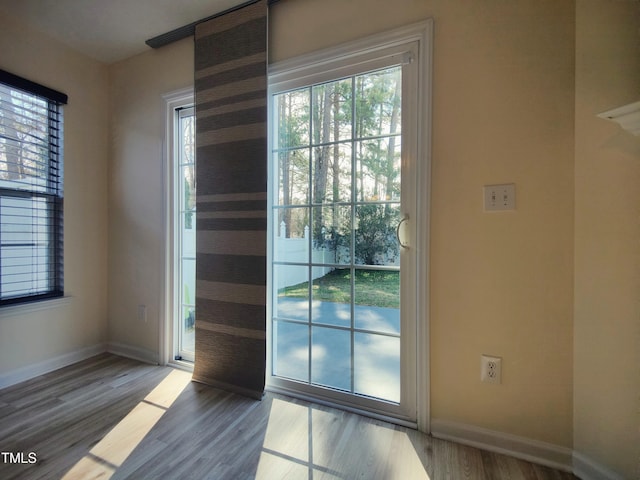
[275,222,334,290]
[182,219,196,309]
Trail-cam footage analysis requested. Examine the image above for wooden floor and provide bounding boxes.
[0,354,577,480]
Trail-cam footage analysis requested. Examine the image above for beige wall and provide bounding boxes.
[108,38,194,359]
[574,1,640,477]
[0,15,109,375]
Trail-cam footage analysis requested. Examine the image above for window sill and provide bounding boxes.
[0,296,72,318]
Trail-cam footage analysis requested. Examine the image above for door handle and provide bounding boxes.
[396,214,409,249]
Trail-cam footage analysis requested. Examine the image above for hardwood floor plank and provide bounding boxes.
[0,355,578,480]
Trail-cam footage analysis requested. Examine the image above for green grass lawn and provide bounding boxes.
[279,268,400,309]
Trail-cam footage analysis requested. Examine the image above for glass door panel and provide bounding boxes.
[176,107,195,361]
[270,65,409,410]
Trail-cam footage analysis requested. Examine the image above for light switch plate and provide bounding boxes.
[484,184,515,211]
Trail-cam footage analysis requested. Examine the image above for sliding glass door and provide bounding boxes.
[268,39,420,423]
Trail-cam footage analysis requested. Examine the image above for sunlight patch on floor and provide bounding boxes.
[262,398,309,462]
[62,369,191,480]
[255,397,430,479]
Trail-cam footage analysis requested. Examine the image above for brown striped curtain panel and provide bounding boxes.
[192,0,268,399]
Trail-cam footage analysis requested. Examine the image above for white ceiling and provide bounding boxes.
[0,0,245,64]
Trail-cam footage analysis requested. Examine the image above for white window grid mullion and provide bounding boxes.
[306,85,313,385]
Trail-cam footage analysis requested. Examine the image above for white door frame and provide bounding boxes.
[160,86,195,370]
[266,20,432,431]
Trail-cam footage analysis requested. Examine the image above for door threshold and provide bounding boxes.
[265,383,417,430]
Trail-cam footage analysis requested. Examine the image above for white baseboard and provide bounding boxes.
[572,451,625,480]
[0,343,107,390]
[106,342,158,365]
[430,418,573,473]
[0,342,159,391]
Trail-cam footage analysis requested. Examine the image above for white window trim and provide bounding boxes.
[0,296,71,318]
[161,86,195,370]
[267,20,432,432]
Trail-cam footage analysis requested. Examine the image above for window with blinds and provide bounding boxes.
[0,70,67,306]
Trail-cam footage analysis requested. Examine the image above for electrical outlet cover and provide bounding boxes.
[481,354,502,384]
